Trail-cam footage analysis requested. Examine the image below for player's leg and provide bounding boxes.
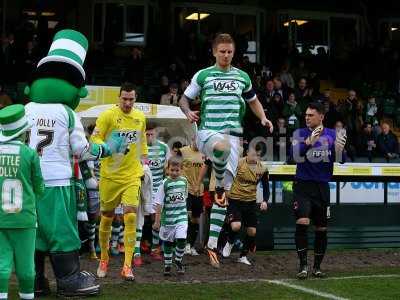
[120,180,140,280]
[118,222,125,253]
[293,182,312,279]
[97,178,119,277]
[133,206,145,267]
[174,223,188,274]
[312,183,330,278]
[186,194,202,255]
[13,228,36,300]
[238,201,258,265]
[149,213,162,261]
[87,181,100,259]
[0,231,13,300]
[163,240,174,276]
[110,211,122,256]
[223,199,242,258]
[34,250,50,297]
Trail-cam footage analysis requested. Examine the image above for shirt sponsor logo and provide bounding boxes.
[213,80,239,93]
[168,192,185,202]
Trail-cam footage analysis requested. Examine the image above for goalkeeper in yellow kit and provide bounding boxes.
[91,82,148,281]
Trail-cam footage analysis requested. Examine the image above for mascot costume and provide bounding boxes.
[25,29,118,297]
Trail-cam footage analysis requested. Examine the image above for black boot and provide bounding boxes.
[34,251,51,297]
[49,250,100,297]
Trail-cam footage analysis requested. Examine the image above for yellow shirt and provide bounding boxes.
[91,105,148,183]
[181,145,206,196]
[229,157,268,201]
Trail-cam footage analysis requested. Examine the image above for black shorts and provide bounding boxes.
[186,193,203,218]
[227,199,258,228]
[293,180,330,227]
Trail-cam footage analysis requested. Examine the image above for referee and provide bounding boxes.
[291,102,346,279]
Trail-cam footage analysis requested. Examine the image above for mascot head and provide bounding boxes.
[25,29,89,110]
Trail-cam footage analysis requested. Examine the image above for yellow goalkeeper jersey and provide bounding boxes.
[91,105,148,183]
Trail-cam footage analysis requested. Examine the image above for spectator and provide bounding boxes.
[166,62,181,84]
[337,89,363,142]
[364,96,380,132]
[376,122,399,161]
[179,79,190,96]
[0,85,12,108]
[294,78,312,113]
[279,62,295,89]
[323,91,341,129]
[335,120,356,161]
[267,92,284,125]
[273,76,288,101]
[160,83,179,106]
[291,60,309,83]
[159,75,170,95]
[273,117,290,161]
[18,40,38,82]
[124,47,144,86]
[265,79,275,100]
[357,123,377,162]
[282,92,302,134]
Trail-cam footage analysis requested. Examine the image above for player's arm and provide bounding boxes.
[153,181,165,230]
[31,151,45,196]
[179,71,201,122]
[334,130,347,164]
[140,116,148,162]
[260,171,269,211]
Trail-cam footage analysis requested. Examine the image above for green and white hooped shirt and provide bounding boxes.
[184,65,256,137]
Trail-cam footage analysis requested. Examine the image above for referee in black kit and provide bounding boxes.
[291,103,347,279]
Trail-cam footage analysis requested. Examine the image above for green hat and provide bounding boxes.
[37,29,88,85]
[0,104,31,142]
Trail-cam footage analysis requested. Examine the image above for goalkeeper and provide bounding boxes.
[291,102,346,279]
[91,82,148,281]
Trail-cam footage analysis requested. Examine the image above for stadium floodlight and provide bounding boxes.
[391,27,398,31]
[186,13,210,21]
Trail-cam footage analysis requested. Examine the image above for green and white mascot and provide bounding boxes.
[25,29,115,297]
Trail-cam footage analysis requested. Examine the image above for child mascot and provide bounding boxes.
[25,29,114,297]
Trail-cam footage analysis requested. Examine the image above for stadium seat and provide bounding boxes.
[371,157,387,163]
[353,157,370,163]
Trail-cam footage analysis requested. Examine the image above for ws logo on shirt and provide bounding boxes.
[149,159,162,168]
[213,80,239,93]
[168,192,185,203]
[119,130,138,144]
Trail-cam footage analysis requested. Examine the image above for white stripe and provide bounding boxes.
[207,104,240,109]
[0,293,7,298]
[205,121,240,127]
[211,213,226,222]
[210,224,223,232]
[49,38,86,62]
[204,94,241,100]
[206,113,239,118]
[1,116,27,130]
[19,292,34,299]
[267,280,348,300]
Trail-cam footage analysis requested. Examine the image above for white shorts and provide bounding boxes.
[159,223,188,242]
[196,130,241,176]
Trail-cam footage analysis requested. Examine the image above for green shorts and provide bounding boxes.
[36,186,81,252]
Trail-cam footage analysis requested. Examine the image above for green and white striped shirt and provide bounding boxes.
[155,176,188,226]
[148,140,170,193]
[184,65,256,136]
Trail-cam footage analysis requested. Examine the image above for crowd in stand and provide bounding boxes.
[1,25,400,163]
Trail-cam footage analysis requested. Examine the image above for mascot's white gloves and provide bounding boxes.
[306,125,323,145]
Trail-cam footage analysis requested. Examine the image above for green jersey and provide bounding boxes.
[0,141,44,228]
[155,176,188,226]
[184,65,256,136]
[148,140,170,193]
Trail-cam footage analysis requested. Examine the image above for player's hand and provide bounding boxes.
[260,201,268,211]
[185,110,200,123]
[105,130,125,154]
[306,125,323,145]
[152,221,160,231]
[335,129,347,152]
[261,117,274,133]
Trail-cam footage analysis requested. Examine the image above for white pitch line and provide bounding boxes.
[282,274,400,282]
[267,280,349,300]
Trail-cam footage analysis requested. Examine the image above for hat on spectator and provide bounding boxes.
[0,104,31,142]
